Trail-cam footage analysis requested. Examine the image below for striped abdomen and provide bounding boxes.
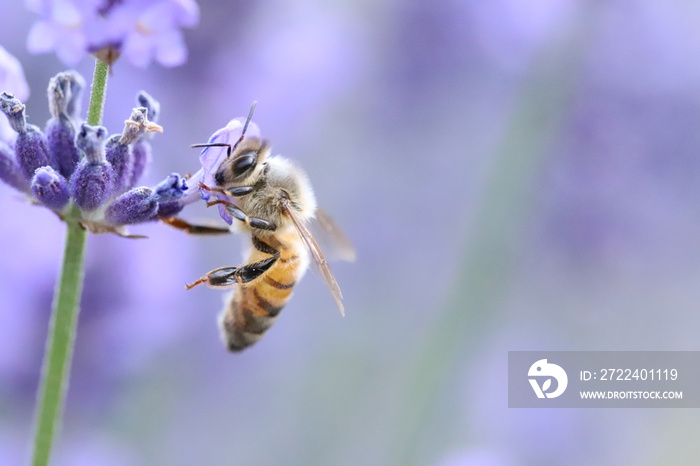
[219,232,307,351]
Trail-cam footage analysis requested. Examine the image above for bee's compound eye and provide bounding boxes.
[232,153,256,177]
[214,170,226,186]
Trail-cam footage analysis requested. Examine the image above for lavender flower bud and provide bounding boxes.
[47,71,84,120]
[46,72,83,178]
[76,124,108,162]
[0,140,30,193]
[66,71,85,119]
[46,116,80,179]
[70,124,115,211]
[137,91,160,126]
[154,173,188,218]
[104,187,158,225]
[105,134,133,195]
[0,92,54,181]
[31,166,69,210]
[121,107,153,145]
[129,92,161,187]
[0,92,27,133]
[130,140,151,189]
[154,173,187,202]
[156,200,185,218]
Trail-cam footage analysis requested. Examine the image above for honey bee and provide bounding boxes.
[175,105,354,352]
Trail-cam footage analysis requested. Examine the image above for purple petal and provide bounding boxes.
[0,47,30,101]
[172,0,200,27]
[26,21,58,53]
[180,168,203,205]
[195,117,260,224]
[198,117,261,188]
[54,31,89,66]
[52,0,82,28]
[121,32,154,68]
[216,193,233,225]
[0,47,29,144]
[154,30,186,67]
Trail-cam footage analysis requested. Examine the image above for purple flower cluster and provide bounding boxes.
[25,0,200,67]
[0,70,189,236]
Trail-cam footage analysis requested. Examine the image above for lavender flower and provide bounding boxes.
[0,183,197,431]
[0,70,197,238]
[0,47,30,144]
[26,0,200,67]
[183,116,261,224]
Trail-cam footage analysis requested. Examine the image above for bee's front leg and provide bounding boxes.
[206,199,277,231]
[198,182,253,197]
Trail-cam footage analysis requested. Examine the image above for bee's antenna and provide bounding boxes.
[190,101,258,157]
[232,101,257,153]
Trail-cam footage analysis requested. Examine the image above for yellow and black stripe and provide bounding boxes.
[220,231,305,351]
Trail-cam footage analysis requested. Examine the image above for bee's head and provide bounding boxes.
[215,137,270,186]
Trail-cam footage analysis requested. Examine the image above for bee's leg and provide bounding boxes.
[206,199,277,231]
[225,186,254,197]
[160,216,231,235]
[197,182,253,197]
[186,256,278,290]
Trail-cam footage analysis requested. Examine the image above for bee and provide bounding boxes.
[173,104,354,352]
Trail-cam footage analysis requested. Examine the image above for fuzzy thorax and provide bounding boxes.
[237,154,317,234]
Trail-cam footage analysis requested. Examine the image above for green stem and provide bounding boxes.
[87,59,109,126]
[31,58,109,466]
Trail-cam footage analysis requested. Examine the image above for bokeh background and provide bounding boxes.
[2,0,700,464]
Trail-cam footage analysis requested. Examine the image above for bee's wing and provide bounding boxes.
[313,207,356,262]
[282,198,346,316]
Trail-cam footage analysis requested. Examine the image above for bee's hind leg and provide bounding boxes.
[161,216,231,235]
[186,256,278,290]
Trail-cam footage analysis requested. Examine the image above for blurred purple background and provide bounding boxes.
[2,0,700,464]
